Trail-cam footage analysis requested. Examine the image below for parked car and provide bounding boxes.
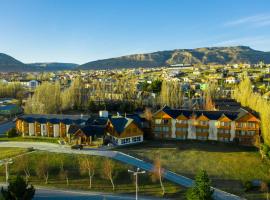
[71,144,83,150]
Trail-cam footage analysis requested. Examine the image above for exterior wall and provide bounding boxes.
[53,124,60,137]
[187,120,196,139]
[28,123,35,136]
[34,122,41,136]
[151,111,260,146]
[110,135,143,145]
[208,120,217,141]
[41,124,47,136]
[106,120,144,145]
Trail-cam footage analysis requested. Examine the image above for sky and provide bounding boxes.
[0,0,270,64]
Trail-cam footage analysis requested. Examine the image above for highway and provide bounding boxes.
[0,141,245,200]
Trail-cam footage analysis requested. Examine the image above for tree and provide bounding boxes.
[79,156,95,188]
[59,160,69,186]
[1,175,35,200]
[151,155,165,195]
[160,80,183,108]
[261,181,269,200]
[24,82,61,114]
[233,76,270,145]
[17,155,31,182]
[103,159,115,190]
[186,170,214,200]
[35,155,49,184]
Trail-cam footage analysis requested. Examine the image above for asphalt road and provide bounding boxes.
[0,121,15,135]
[0,141,245,200]
[0,183,163,200]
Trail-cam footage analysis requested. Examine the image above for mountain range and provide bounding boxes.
[78,46,270,70]
[0,46,270,72]
[0,53,78,72]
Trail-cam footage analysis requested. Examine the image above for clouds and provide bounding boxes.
[224,14,270,27]
[212,36,270,51]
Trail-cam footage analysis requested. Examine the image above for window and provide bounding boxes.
[177,120,187,124]
[163,127,169,132]
[247,131,255,136]
[154,127,162,132]
[121,138,131,144]
[176,135,186,140]
[248,122,255,128]
[176,127,188,133]
[200,121,208,126]
[197,136,207,140]
[163,119,169,124]
[220,122,230,127]
[132,136,141,142]
[155,119,161,124]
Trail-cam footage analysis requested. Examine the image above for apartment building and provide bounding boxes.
[152,106,260,146]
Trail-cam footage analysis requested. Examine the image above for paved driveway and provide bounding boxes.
[0,121,15,135]
[0,141,245,200]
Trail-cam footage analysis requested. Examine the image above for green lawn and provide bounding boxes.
[118,140,270,199]
[0,136,59,143]
[0,147,28,160]
[0,148,185,199]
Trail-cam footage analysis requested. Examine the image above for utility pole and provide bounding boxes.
[0,158,13,184]
[128,168,146,200]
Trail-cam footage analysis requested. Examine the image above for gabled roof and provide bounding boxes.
[109,116,134,134]
[154,106,240,121]
[68,124,105,137]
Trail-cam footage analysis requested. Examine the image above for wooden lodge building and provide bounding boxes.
[16,112,145,146]
[106,115,144,145]
[152,106,260,146]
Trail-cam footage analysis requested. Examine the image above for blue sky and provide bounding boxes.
[0,0,270,64]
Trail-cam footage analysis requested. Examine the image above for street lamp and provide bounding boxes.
[128,168,146,200]
[0,158,13,184]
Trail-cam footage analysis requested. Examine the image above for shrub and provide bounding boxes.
[261,144,270,156]
[243,180,253,192]
[6,128,18,138]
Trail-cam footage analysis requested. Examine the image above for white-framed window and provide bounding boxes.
[132,136,141,142]
[121,138,131,144]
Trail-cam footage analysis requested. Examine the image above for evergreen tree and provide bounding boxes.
[186,170,214,200]
[1,175,35,200]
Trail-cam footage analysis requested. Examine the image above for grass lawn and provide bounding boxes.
[118,140,270,200]
[0,147,28,160]
[0,136,59,143]
[0,148,185,199]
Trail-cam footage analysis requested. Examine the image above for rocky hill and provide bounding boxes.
[78,46,270,70]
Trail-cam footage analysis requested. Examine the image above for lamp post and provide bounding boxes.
[0,158,13,184]
[128,168,146,200]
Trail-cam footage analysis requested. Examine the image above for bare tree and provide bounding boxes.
[144,107,153,121]
[103,159,115,191]
[59,160,69,186]
[79,156,95,188]
[35,155,49,184]
[261,181,269,200]
[17,155,31,182]
[151,155,165,195]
